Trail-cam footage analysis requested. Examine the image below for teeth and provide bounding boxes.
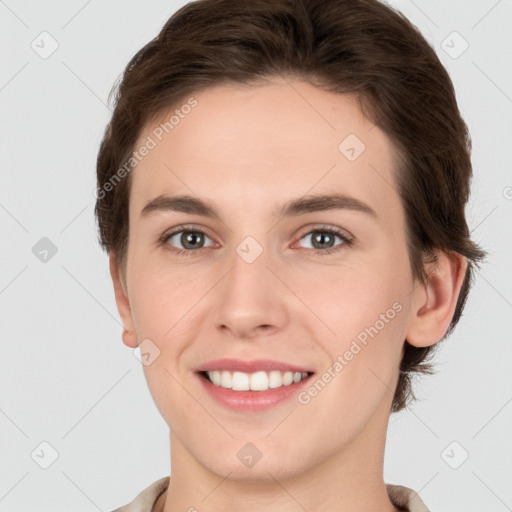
[232,371,250,391]
[250,371,270,391]
[205,370,309,391]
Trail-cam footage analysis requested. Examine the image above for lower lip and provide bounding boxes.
[196,372,314,412]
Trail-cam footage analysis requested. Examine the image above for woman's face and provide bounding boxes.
[116,79,422,480]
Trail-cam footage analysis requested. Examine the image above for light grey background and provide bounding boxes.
[1,0,511,510]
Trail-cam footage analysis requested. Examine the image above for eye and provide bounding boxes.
[296,226,353,255]
[160,225,215,257]
[159,224,353,257]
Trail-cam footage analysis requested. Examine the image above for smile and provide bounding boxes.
[203,369,311,391]
[196,370,315,412]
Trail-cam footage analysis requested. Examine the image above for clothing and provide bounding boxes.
[111,476,431,511]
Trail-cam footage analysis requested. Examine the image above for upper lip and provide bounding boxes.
[193,358,314,374]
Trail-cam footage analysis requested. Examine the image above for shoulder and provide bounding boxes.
[111,477,428,512]
[386,483,431,512]
[111,476,170,512]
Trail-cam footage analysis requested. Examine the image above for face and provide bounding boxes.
[114,79,424,481]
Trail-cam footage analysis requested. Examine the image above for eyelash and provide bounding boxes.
[159,224,354,258]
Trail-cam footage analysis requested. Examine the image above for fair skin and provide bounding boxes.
[110,78,467,512]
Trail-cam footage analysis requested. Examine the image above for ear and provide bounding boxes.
[406,250,468,348]
[109,251,138,348]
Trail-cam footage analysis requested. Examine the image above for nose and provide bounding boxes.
[212,246,290,341]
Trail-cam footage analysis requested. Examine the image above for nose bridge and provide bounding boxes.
[213,237,289,338]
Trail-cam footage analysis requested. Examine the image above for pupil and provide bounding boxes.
[183,232,203,249]
[314,232,332,249]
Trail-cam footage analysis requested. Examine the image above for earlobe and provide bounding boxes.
[109,252,139,348]
[406,250,468,348]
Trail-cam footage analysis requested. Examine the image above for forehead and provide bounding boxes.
[129,80,402,222]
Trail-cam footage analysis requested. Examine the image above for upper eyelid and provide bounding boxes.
[163,224,215,242]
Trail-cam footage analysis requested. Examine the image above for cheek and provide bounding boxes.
[127,256,200,339]
[294,259,409,394]
[297,260,408,339]
[127,263,205,422]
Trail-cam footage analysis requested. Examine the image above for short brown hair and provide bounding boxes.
[95,0,486,412]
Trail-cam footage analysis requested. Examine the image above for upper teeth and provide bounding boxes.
[206,370,309,391]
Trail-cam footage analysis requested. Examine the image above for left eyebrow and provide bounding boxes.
[140,193,378,221]
[274,193,378,220]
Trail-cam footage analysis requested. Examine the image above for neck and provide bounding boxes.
[159,400,399,512]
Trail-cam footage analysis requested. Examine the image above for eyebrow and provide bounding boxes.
[140,193,378,221]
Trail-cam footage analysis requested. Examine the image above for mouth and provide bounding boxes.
[197,369,314,391]
[195,369,315,412]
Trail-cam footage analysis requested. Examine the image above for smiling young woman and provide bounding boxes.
[95,1,486,511]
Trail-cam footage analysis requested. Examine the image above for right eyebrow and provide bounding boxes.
[140,194,221,220]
